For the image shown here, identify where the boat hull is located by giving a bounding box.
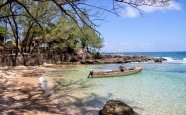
[89,66,143,78]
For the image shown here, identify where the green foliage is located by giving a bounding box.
[0,26,10,43]
[33,14,104,53]
[0,0,104,55]
[79,24,104,53]
[0,26,6,36]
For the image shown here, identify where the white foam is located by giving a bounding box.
[163,57,186,64]
[163,57,174,61]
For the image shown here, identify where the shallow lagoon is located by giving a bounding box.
[47,63,186,115]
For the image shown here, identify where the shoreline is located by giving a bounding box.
[0,54,166,114]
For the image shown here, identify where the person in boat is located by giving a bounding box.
[118,65,127,72]
[88,70,94,78]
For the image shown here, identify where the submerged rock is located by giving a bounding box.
[99,100,134,115]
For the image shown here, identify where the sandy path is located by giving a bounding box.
[0,65,60,115]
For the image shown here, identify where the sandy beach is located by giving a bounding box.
[0,64,102,115]
[0,65,61,115]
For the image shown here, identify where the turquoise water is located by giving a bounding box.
[48,63,186,115]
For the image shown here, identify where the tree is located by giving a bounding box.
[0,0,171,65]
[20,1,58,54]
[0,0,59,65]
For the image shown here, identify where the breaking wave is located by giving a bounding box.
[163,57,186,64]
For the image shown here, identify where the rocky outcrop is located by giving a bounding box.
[80,54,166,64]
[153,57,167,63]
[0,52,166,66]
[99,100,134,115]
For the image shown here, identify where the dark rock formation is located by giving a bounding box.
[153,57,167,63]
[80,54,167,64]
[154,58,162,63]
[99,100,134,115]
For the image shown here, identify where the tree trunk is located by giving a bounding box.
[21,22,34,54]
[28,33,34,53]
[8,3,20,66]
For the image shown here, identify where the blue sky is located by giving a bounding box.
[92,0,186,52]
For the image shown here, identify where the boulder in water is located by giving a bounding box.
[99,100,134,115]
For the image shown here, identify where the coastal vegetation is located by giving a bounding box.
[0,0,104,66]
[0,0,170,66]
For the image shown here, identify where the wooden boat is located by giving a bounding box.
[88,66,143,78]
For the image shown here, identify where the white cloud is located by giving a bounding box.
[121,6,140,18]
[141,1,181,12]
[120,1,181,18]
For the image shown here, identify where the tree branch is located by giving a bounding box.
[0,0,13,10]
[14,0,43,29]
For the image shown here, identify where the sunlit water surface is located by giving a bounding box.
[46,63,186,115]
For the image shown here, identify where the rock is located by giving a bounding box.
[154,58,162,63]
[99,100,134,115]
[154,57,167,63]
[124,60,133,63]
[80,60,94,64]
[74,48,85,56]
[116,60,124,64]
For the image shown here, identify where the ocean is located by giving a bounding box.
[47,51,186,115]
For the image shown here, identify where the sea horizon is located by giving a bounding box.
[102,51,186,53]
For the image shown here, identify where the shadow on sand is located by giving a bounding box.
[0,75,59,115]
[0,73,141,115]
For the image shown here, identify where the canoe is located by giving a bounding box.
[88,66,143,78]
